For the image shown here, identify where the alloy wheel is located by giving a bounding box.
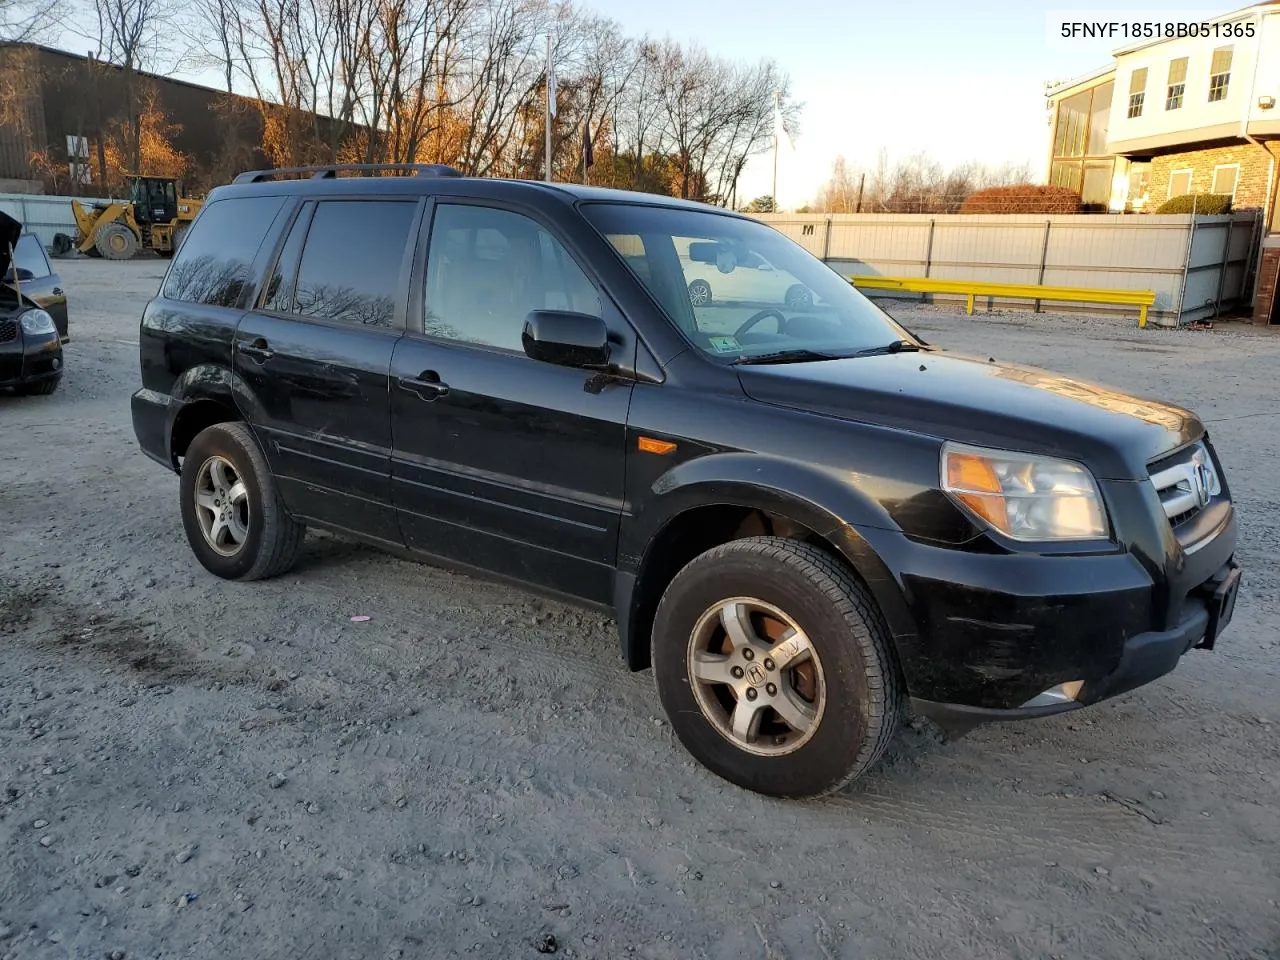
[686,596,826,756]
[193,455,250,556]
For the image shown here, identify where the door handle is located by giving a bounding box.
[397,371,449,401]
[240,337,273,363]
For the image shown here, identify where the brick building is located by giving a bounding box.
[0,43,356,197]
[1045,1,1280,324]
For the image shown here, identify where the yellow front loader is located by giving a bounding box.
[69,176,203,260]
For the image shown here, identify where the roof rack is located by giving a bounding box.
[232,163,465,184]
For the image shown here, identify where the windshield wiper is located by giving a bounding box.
[730,349,841,366]
[849,340,922,357]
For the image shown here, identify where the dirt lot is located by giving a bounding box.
[2,257,1278,960]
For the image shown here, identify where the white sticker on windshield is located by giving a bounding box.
[708,336,741,353]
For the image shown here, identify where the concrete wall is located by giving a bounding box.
[0,191,107,248]
[751,211,1262,325]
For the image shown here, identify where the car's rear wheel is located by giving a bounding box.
[95,223,138,261]
[688,279,713,306]
[179,422,306,581]
[16,377,60,396]
[652,536,902,798]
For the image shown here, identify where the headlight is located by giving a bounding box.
[941,442,1109,541]
[19,309,56,336]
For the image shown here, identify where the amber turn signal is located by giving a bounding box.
[637,436,677,455]
[944,451,1010,531]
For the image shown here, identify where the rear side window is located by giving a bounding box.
[10,235,51,280]
[290,200,417,328]
[163,196,285,307]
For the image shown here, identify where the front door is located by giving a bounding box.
[234,196,424,545]
[389,201,633,603]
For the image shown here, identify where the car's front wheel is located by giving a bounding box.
[688,279,713,306]
[652,536,902,798]
[179,422,306,581]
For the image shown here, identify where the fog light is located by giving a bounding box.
[52,357,61,370]
[1021,680,1085,708]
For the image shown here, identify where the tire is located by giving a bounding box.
[688,279,713,307]
[784,284,813,308]
[95,222,139,261]
[172,223,190,254]
[652,536,903,798]
[51,233,74,257]
[179,422,306,581]
[16,377,60,396]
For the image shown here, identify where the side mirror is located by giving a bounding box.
[522,310,611,369]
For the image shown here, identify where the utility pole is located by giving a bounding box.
[855,172,865,213]
[544,34,554,182]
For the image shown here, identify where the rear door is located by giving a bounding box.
[389,200,634,603]
[234,196,424,545]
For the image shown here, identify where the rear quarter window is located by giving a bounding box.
[163,196,286,307]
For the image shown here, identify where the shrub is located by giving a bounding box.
[1154,193,1233,214]
[959,184,1083,214]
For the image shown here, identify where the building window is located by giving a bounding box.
[1211,164,1239,198]
[1127,68,1147,118]
[1053,89,1092,158]
[1049,80,1117,211]
[1168,169,1193,199]
[1208,46,1232,102]
[1166,58,1187,110]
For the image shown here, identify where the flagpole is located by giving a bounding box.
[544,34,552,182]
[771,90,780,210]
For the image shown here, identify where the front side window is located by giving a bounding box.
[163,196,285,307]
[584,203,913,363]
[1127,68,1147,118]
[291,200,417,328]
[1166,58,1187,110]
[1208,46,1232,102]
[423,204,601,351]
[9,234,51,280]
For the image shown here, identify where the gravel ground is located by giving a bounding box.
[2,257,1278,960]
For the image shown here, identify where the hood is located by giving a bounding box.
[0,211,20,280]
[735,350,1201,480]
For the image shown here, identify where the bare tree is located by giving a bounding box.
[1,0,63,40]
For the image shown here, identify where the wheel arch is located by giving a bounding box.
[616,460,915,672]
[167,363,247,468]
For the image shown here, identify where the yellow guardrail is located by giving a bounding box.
[849,275,1158,328]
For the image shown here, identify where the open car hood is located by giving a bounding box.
[0,210,20,280]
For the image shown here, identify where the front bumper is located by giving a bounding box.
[912,561,1239,733]
[0,329,62,387]
[859,501,1239,727]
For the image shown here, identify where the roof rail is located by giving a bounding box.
[232,163,465,184]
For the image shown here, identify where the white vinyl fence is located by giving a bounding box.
[0,191,109,249]
[751,211,1263,326]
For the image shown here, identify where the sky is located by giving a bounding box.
[601,0,1229,206]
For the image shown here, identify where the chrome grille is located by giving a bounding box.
[0,319,16,343]
[1148,441,1221,527]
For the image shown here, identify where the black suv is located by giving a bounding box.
[131,164,1241,798]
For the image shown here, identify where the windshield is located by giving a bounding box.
[582,203,914,361]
